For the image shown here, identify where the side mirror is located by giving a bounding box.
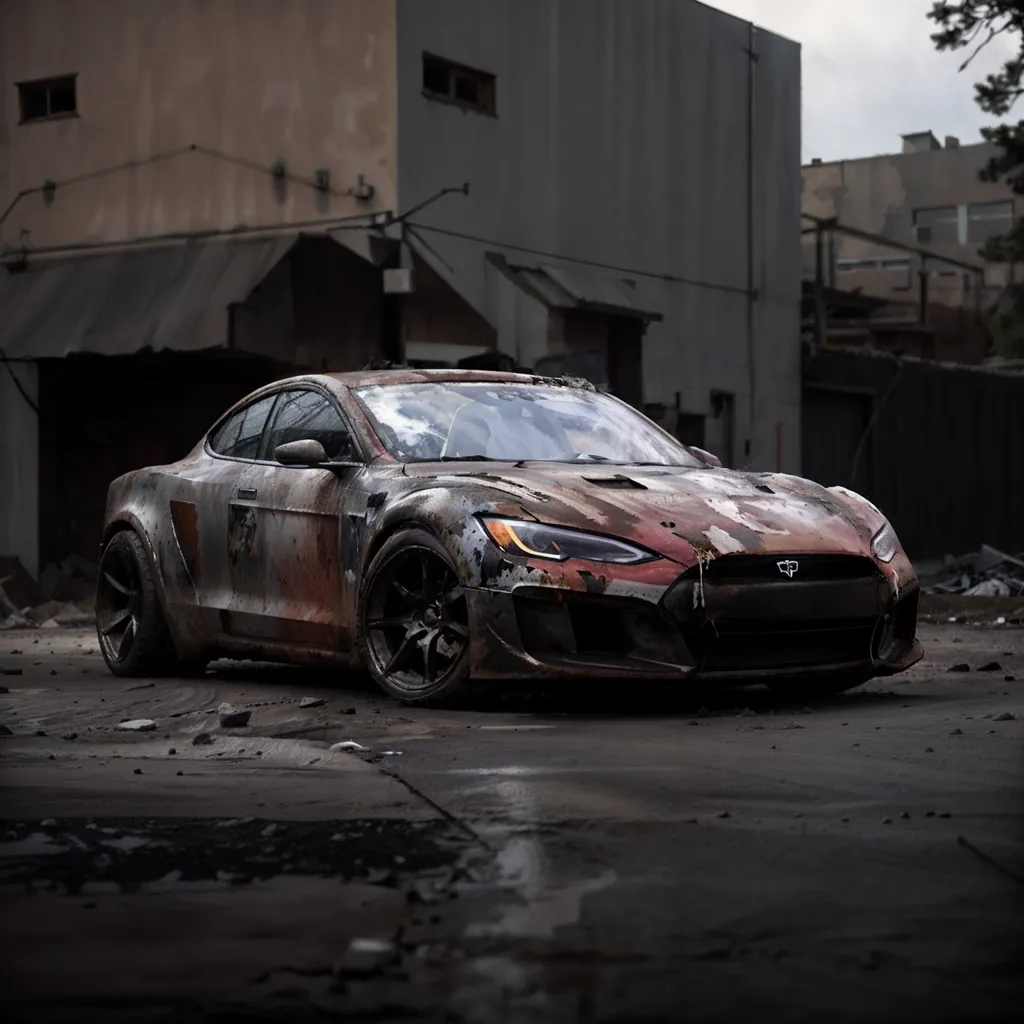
[689,446,722,469]
[275,439,327,465]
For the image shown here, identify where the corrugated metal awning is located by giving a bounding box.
[498,258,663,322]
[0,235,297,358]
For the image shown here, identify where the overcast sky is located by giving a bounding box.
[709,0,1018,163]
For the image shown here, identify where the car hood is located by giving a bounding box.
[411,463,882,565]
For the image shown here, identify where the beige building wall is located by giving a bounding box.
[0,0,397,253]
[802,135,1016,307]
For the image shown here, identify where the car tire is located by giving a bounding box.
[766,670,872,698]
[95,529,178,678]
[357,526,472,707]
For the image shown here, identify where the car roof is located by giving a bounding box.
[315,368,592,390]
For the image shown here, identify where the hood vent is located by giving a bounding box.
[581,474,648,490]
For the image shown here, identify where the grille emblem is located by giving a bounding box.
[777,559,799,578]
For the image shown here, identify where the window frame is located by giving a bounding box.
[421,53,497,116]
[17,74,79,124]
[257,386,361,464]
[204,385,365,467]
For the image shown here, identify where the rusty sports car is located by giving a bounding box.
[96,369,922,704]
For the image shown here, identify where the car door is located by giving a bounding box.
[169,392,279,636]
[225,386,361,651]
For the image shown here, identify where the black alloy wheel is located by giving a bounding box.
[96,530,176,677]
[359,528,471,705]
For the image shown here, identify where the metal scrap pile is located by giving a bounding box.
[0,555,96,630]
[923,545,1024,597]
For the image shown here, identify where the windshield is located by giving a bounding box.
[352,382,699,466]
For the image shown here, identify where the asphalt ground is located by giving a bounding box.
[1,615,1022,1023]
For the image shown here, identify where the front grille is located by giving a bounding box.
[682,554,879,584]
[687,623,876,672]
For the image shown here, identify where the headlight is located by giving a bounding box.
[480,517,658,565]
[871,521,899,563]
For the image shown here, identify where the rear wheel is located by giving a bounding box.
[96,530,180,677]
[357,527,471,706]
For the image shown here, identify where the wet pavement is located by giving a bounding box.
[1,619,1023,1022]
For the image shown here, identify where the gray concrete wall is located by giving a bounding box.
[395,0,802,472]
[0,362,39,578]
[0,0,397,253]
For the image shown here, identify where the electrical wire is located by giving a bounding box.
[0,350,40,415]
[404,220,753,297]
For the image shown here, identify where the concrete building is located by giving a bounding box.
[1,0,802,578]
[802,132,1016,311]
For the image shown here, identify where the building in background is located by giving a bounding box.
[1,0,802,576]
[802,132,1017,363]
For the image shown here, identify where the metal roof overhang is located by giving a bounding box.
[0,234,298,359]
[489,254,663,322]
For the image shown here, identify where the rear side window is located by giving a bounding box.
[263,389,357,461]
[208,394,277,460]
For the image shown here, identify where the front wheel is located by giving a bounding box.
[96,530,179,677]
[357,527,471,706]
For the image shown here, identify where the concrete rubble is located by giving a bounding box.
[922,544,1024,597]
[0,554,97,630]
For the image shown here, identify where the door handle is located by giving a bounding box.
[238,488,258,500]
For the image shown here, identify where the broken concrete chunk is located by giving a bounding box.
[992,712,1015,722]
[0,724,13,736]
[192,732,214,746]
[299,696,326,708]
[1,667,22,676]
[217,703,251,728]
[117,719,157,732]
[330,740,368,752]
[334,937,398,978]
[977,661,1002,672]
[39,619,60,630]
[947,663,971,673]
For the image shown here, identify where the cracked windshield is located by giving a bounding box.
[353,382,699,465]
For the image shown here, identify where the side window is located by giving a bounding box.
[208,394,278,460]
[263,389,357,462]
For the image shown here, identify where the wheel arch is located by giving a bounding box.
[99,514,173,623]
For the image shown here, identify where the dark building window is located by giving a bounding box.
[18,75,77,123]
[913,206,958,245]
[422,54,496,115]
[967,200,1014,244]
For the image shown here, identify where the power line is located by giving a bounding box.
[0,350,39,415]
[404,221,752,298]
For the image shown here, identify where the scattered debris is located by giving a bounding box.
[949,728,963,735]
[117,719,157,732]
[133,768,143,775]
[948,664,971,673]
[0,724,13,736]
[299,696,326,709]
[923,545,1024,597]
[192,732,214,746]
[882,817,892,825]
[993,712,1015,722]
[345,707,357,715]
[737,707,757,718]
[0,667,22,676]
[335,937,398,978]
[331,740,368,752]
[217,703,251,728]
[978,661,1002,673]
[379,750,403,756]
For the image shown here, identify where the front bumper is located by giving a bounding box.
[464,554,923,682]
